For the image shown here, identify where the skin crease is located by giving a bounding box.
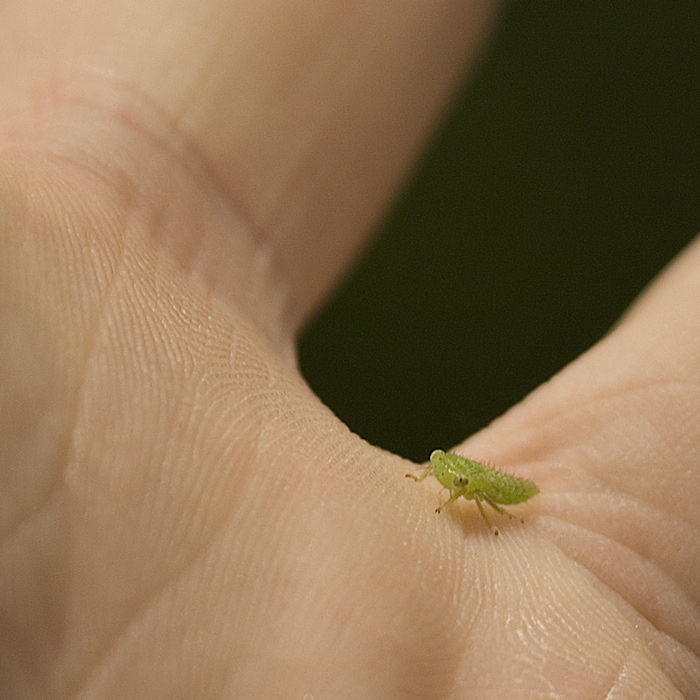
[0,2,698,700]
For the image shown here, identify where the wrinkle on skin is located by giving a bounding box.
[0,80,293,356]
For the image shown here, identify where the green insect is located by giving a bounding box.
[406,449,539,535]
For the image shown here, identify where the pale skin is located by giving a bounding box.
[0,1,698,699]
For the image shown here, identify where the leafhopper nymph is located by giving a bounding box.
[406,449,538,535]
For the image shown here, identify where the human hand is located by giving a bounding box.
[1,0,698,698]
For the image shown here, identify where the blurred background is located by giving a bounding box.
[298,1,700,463]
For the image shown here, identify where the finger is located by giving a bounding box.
[457,235,700,694]
[0,0,501,328]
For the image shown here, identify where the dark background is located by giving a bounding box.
[298,1,700,463]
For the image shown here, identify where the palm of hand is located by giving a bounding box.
[3,151,698,699]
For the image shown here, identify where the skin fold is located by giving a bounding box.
[0,1,698,698]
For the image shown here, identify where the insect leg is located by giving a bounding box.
[435,490,463,513]
[405,466,433,482]
[483,494,524,524]
[474,496,499,536]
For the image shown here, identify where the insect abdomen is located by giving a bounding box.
[485,470,538,504]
